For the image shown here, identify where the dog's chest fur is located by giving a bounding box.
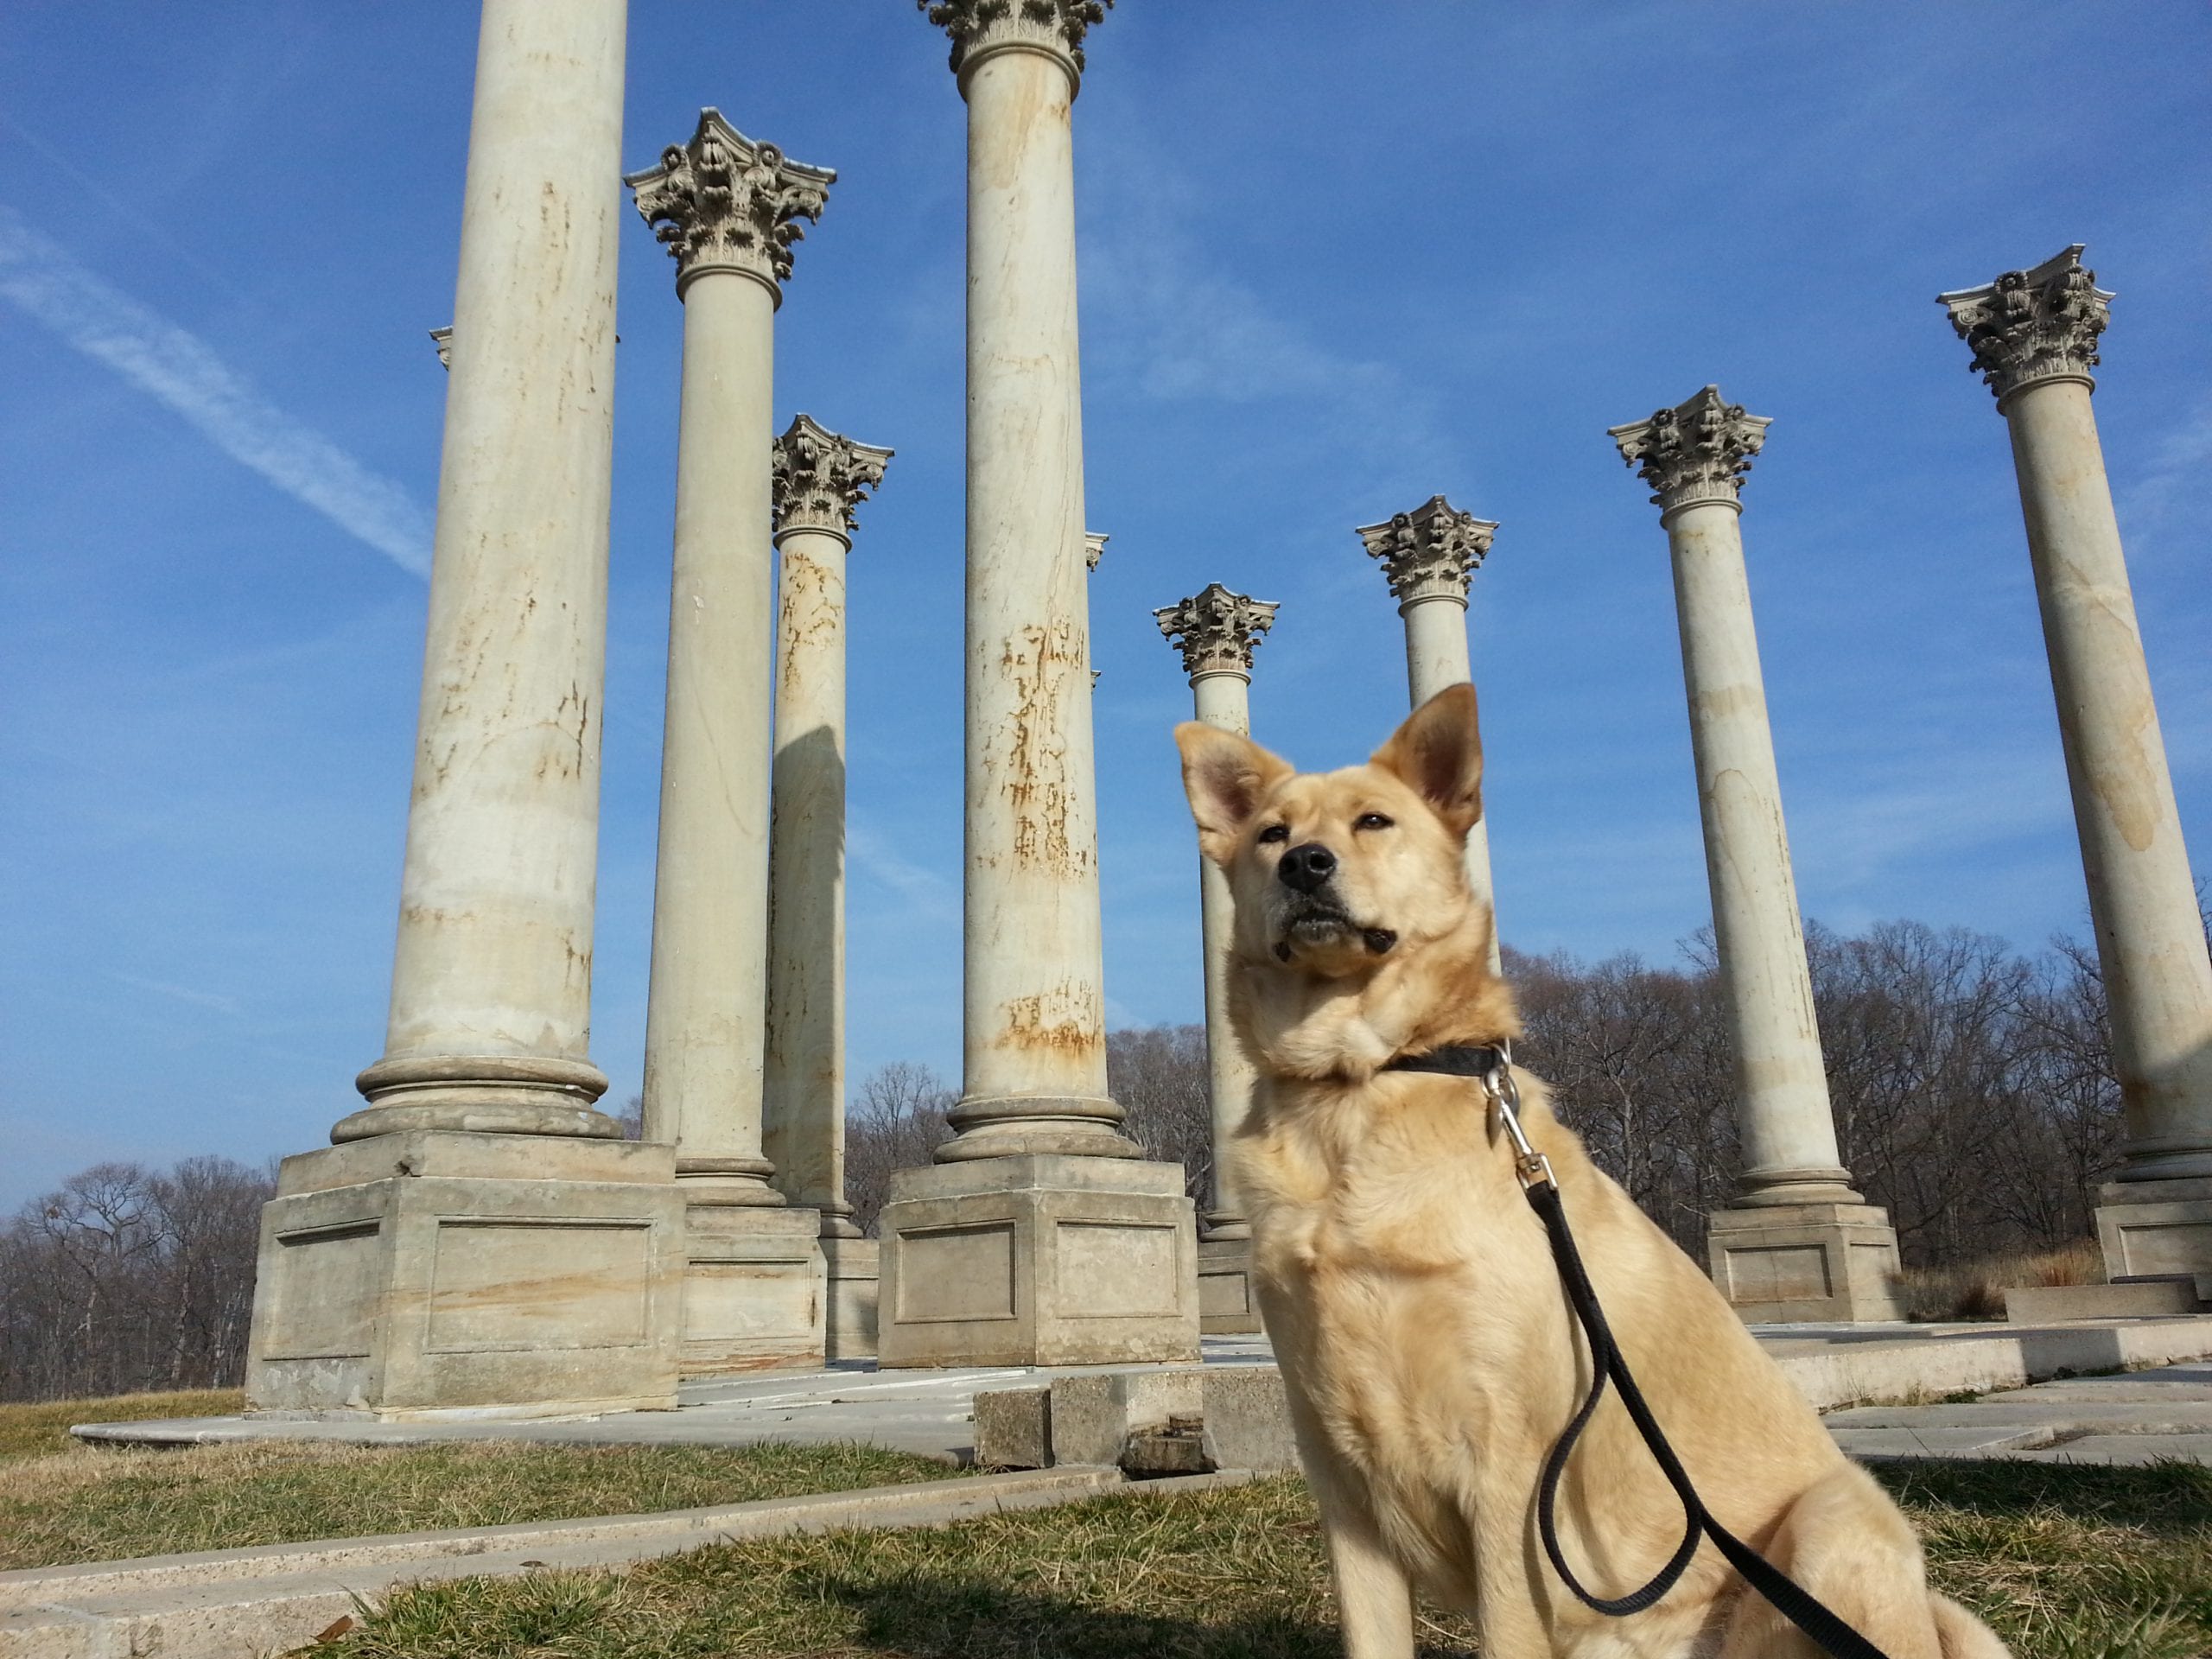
[1236,1074,1570,1574]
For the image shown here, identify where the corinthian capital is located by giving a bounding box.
[772,414,893,540]
[1355,496,1497,607]
[1938,245,2113,406]
[1085,531,1108,572]
[626,110,834,301]
[921,0,1109,88]
[1608,386,1770,517]
[1155,584,1279,680]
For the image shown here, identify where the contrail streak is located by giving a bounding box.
[0,204,433,577]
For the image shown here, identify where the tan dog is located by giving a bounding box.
[1175,684,2008,1659]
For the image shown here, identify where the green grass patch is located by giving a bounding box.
[0,1389,245,1460]
[0,1436,960,1572]
[337,1463,2212,1659]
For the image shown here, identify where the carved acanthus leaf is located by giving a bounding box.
[1154,583,1279,678]
[1607,386,1770,513]
[626,109,834,295]
[1938,245,2113,404]
[772,414,893,538]
[1354,495,1497,605]
[920,0,1109,79]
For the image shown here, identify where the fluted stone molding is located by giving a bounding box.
[923,0,1109,88]
[628,108,831,304]
[1941,251,2212,1229]
[1157,586,1277,1243]
[1606,391,1854,1205]
[923,0,1131,1165]
[764,415,893,1242]
[338,0,631,1142]
[429,327,453,370]
[630,115,833,1211]
[1355,496,1504,974]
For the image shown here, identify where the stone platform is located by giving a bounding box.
[77,1319,2212,1469]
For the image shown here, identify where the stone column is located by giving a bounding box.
[1609,387,1903,1323]
[1941,247,2212,1281]
[1156,585,1278,1336]
[626,110,834,1372]
[878,0,1199,1368]
[1356,496,1504,972]
[245,0,687,1420]
[764,414,892,1358]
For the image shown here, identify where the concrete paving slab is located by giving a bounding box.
[1825,1426,2055,1460]
[1993,1433,2212,1466]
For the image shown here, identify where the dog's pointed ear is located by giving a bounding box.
[1370,683,1483,836]
[1175,722,1294,865]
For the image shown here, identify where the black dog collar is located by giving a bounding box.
[1381,1044,1507,1079]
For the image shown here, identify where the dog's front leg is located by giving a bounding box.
[1314,1482,1415,1659]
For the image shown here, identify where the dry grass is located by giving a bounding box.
[1899,1241,2106,1323]
[0,1434,960,1572]
[335,1463,2212,1659]
[0,1389,245,1459]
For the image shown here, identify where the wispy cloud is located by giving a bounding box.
[848,822,959,922]
[2119,395,2212,551]
[113,973,245,1017]
[0,204,432,576]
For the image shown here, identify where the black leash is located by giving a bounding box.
[1382,1044,1892,1659]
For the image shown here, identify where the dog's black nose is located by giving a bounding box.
[1278,842,1337,893]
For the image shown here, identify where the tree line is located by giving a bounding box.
[0,915,2148,1402]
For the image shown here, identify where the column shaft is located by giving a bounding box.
[1664,499,1851,1198]
[2004,380,2212,1179]
[346,0,627,1140]
[1400,594,1503,972]
[763,520,855,1229]
[639,269,780,1197]
[949,42,1130,1154]
[1191,670,1256,1236]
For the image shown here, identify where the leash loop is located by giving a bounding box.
[1382,1044,1894,1659]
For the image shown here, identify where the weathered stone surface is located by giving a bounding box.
[821,1236,880,1360]
[2005,1277,2208,1323]
[245,1134,683,1420]
[973,1386,1050,1469]
[679,1205,826,1374]
[1198,1237,1262,1336]
[1707,1202,1904,1324]
[877,1156,1199,1369]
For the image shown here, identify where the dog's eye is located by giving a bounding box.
[1355,813,1394,831]
[1257,823,1289,844]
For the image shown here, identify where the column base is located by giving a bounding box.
[338,1053,618,1141]
[244,1131,683,1420]
[877,1154,1200,1368]
[932,1095,1144,1162]
[1198,1236,1263,1335]
[823,1236,880,1361]
[2095,1176,2212,1279]
[678,1202,827,1375]
[1706,1200,1904,1324]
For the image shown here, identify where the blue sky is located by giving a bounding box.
[2,3,2207,1212]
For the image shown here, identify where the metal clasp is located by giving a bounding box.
[1480,1041,1555,1192]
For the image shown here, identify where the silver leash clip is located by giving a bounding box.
[1481,1041,1556,1192]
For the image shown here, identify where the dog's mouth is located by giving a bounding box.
[1274,902,1398,962]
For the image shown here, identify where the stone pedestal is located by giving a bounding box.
[245,1134,683,1420]
[678,1205,829,1376]
[1611,388,1904,1319]
[1942,248,2212,1279]
[1197,1237,1261,1335]
[877,1156,1198,1370]
[822,1236,881,1361]
[2096,1178,2212,1281]
[1706,1202,1904,1325]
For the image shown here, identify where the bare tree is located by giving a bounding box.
[843,1061,956,1236]
[1108,1024,1213,1205]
